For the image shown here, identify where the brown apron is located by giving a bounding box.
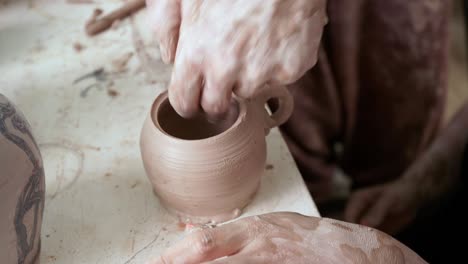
[280,0,450,201]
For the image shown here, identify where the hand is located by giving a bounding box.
[148,212,426,264]
[344,180,420,235]
[146,0,327,118]
[344,139,462,235]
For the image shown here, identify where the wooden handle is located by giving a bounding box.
[85,0,146,36]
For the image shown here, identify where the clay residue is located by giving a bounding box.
[111,19,122,30]
[340,244,371,264]
[73,68,115,98]
[79,144,101,151]
[261,212,321,232]
[86,8,103,27]
[30,41,44,54]
[107,89,119,98]
[86,0,145,36]
[130,181,140,189]
[106,80,119,98]
[370,245,406,264]
[265,164,274,170]
[73,42,85,52]
[47,256,57,261]
[73,67,105,84]
[331,222,354,232]
[175,219,218,232]
[112,52,134,73]
[177,222,187,231]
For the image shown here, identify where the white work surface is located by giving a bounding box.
[0,1,320,263]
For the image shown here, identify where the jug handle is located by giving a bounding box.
[257,85,294,135]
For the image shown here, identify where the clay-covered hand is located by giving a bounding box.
[146,0,327,117]
[148,212,426,264]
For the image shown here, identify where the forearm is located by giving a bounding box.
[407,101,468,201]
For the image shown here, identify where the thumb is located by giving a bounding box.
[147,0,181,63]
[148,220,251,264]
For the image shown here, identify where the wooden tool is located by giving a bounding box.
[85,0,145,36]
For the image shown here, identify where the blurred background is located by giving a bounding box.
[445,0,468,122]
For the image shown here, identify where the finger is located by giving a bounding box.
[147,0,181,63]
[360,192,393,228]
[234,63,271,99]
[150,221,252,264]
[344,188,380,223]
[203,254,260,264]
[201,58,238,118]
[168,61,203,118]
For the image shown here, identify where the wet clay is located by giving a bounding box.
[157,99,239,140]
[140,86,293,223]
[253,215,425,263]
[0,94,45,264]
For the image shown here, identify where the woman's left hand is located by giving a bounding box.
[148,212,426,264]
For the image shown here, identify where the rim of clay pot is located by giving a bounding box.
[150,91,247,143]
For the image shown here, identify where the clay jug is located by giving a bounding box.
[0,94,45,264]
[140,86,293,223]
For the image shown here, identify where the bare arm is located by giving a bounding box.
[345,101,468,234]
[408,101,468,202]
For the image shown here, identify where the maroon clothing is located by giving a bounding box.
[281,0,450,201]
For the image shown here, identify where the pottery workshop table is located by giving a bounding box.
[1,1,320,263]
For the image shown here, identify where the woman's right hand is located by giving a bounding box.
[146,0,327,118]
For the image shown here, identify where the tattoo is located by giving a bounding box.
[0,96,45,264]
